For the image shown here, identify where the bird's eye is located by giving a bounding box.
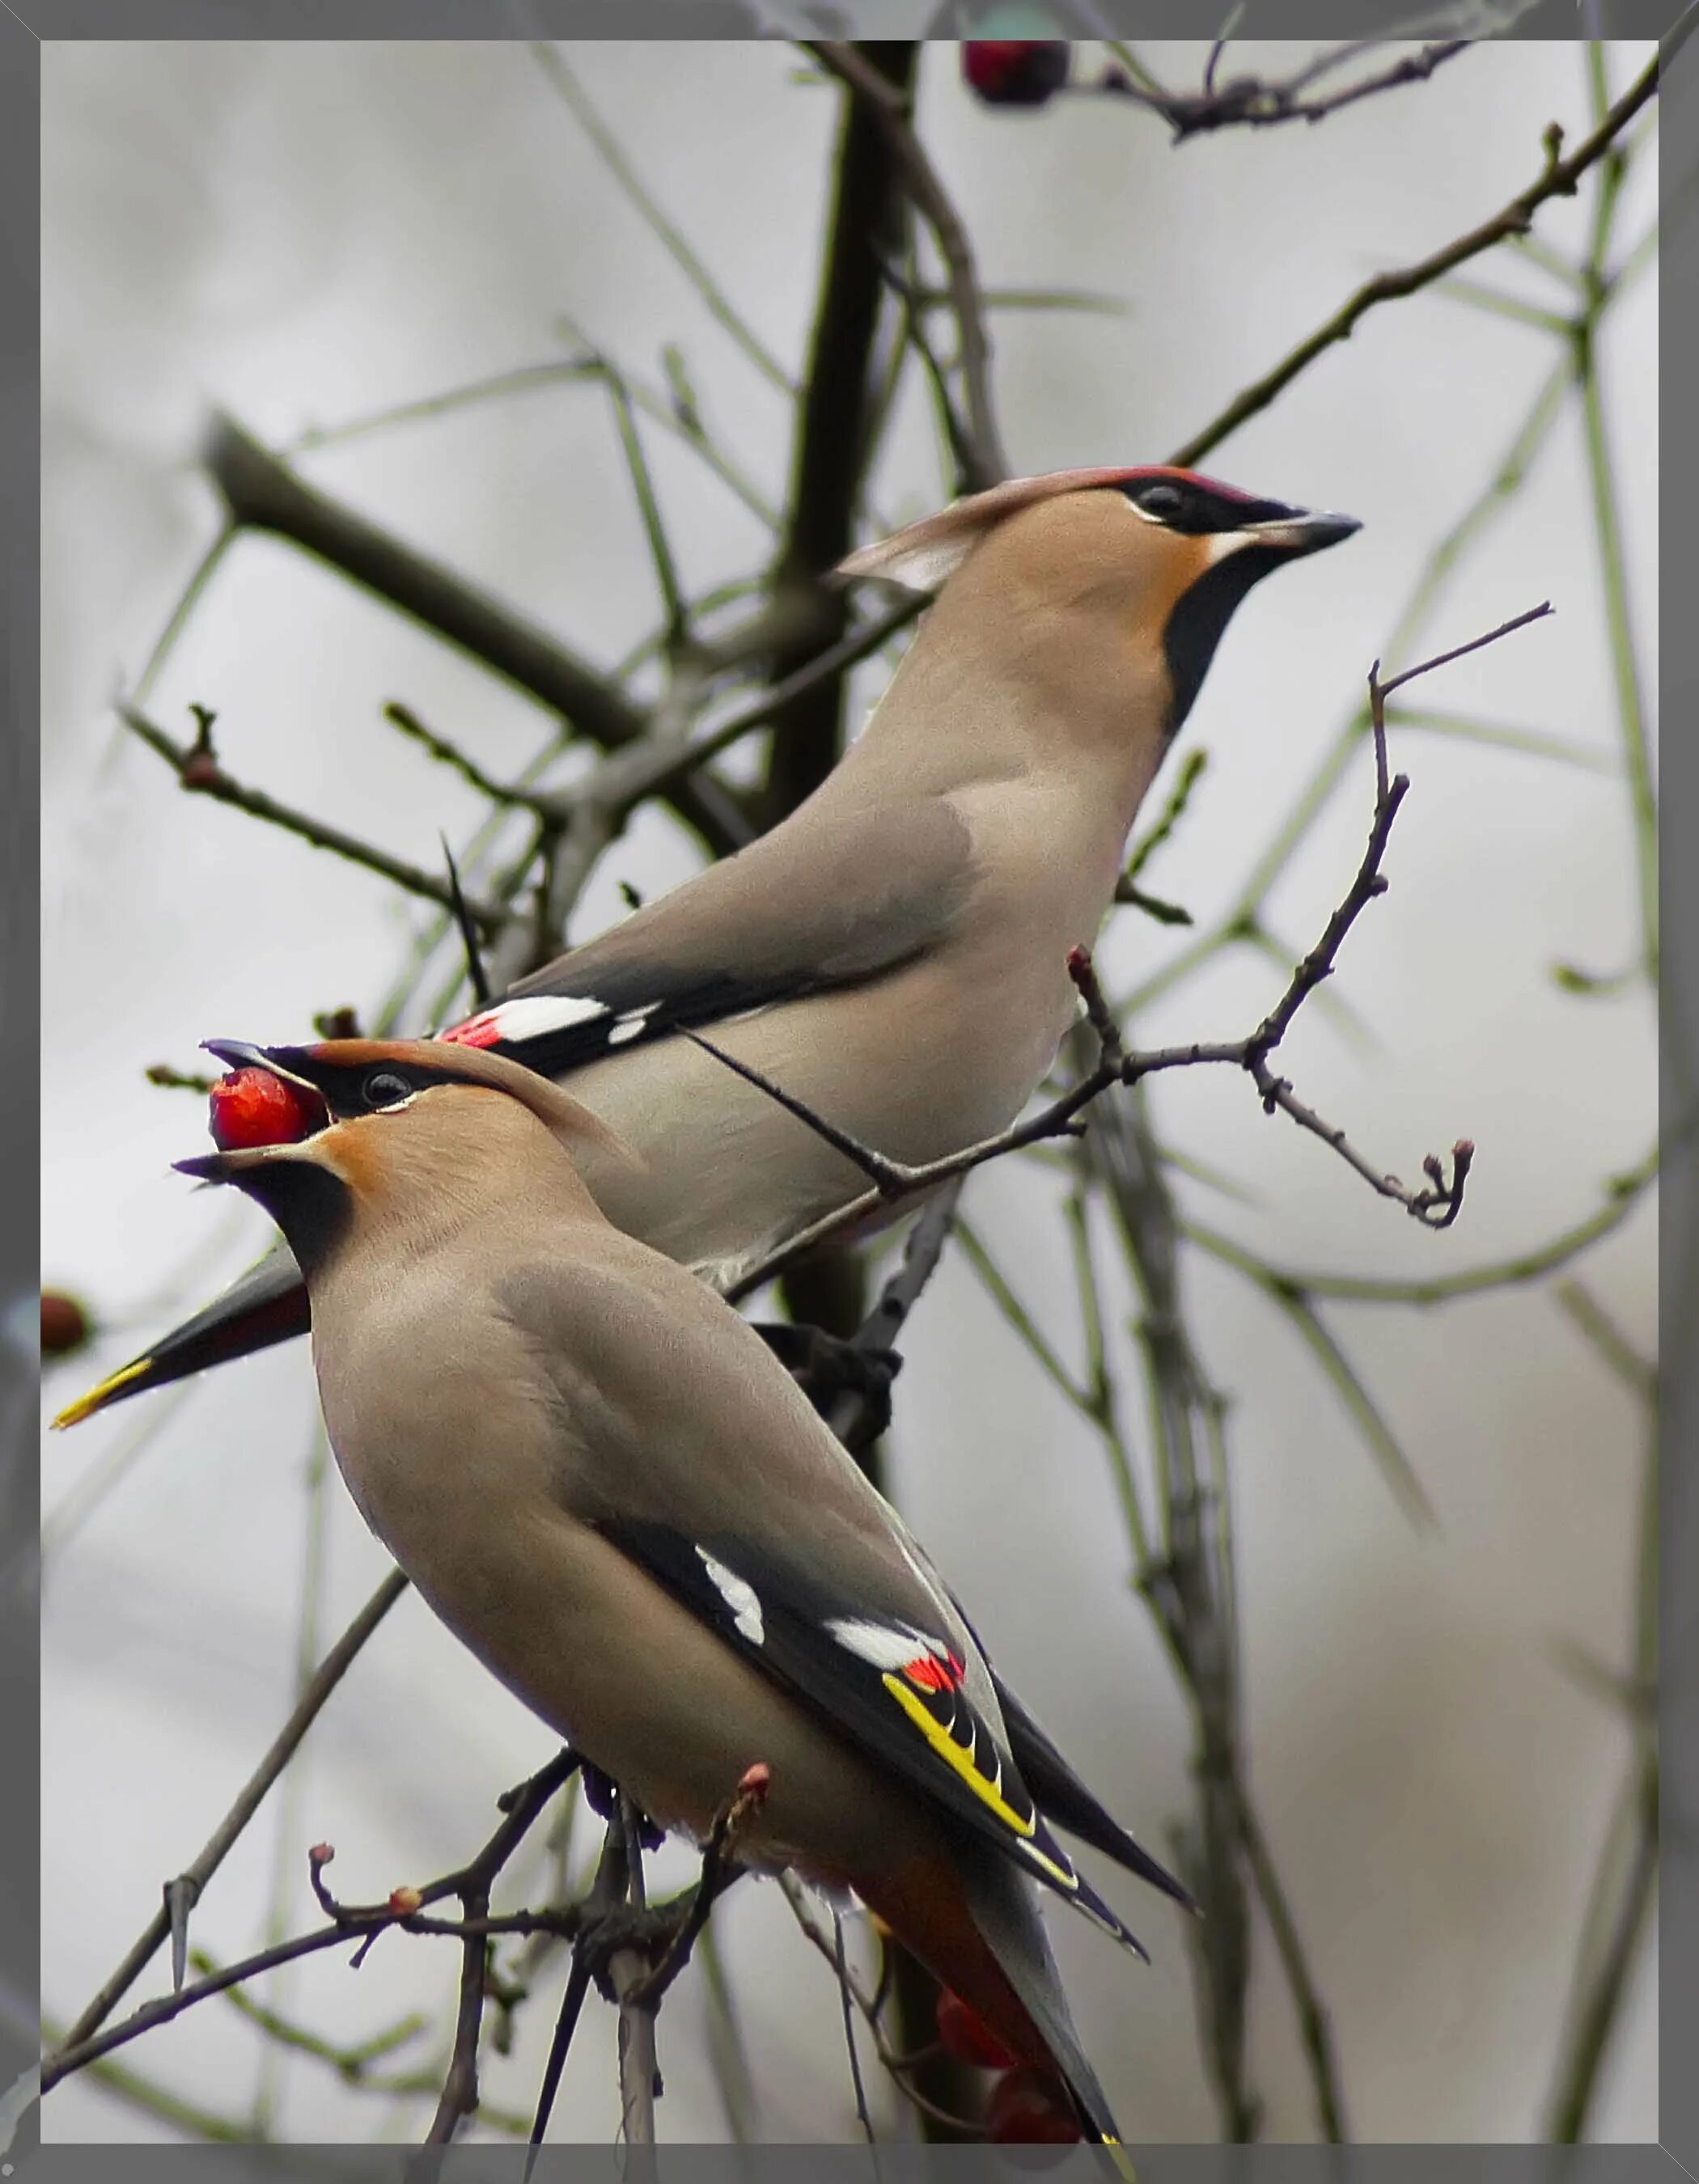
[1138,484,1185,519]
[362,1069,413,1110]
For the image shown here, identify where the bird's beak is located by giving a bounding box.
[173,1146,276,1183]
[1238,509,1362,557]
[201,1039,333,1131]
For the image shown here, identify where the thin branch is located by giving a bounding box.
[54,1567,410,2056]
[776,1879,982,2139]
[518,595,922,844]
[529,44,793,396]
[1239,1801,1348,2142]
[604,371,688,652]
[1169,48,1668,470]
[524,1826,625,2168]
[1553,1279,1655,1397]
[760,40,919,829]
[807,42,1007,490]
[1544,1750,1659,2140]
[1118,748,1210,897]
[120,703,511,934]
[1105,36,1471,140]
[293,355,782,530]
[726,607,1553,1295]
[1188,1137,1660,1308]
[629,1765,769,2011]
[1383,704,1616,773]
[197,411,746,861]
[383,700,548,811]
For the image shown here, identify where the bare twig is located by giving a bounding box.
[760,40,919,829]
[120,704,510,934]
[1544,1751,1659,2140]
[807,42,1007,490]
[524,1826,625,2168]
[54,1567,411,2056]
[611,1798,659,2157]
[383,700,550,812]
[629,1764,769,2010]
[1239,1794,1345,2140]
[1169,48,1668,470]
[529,44,793,397]
[44,1748,578,2101]
[724,607,1551,1297]
[1104,38,1471,141]
[1117,748,1210,902]
[198,412,747,860]
[776,1878,983,2139]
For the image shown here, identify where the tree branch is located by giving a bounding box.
[53,1566,410,2057]
[760,40,918,828]
[121,704,511,933]
[199,411,747,859]
[808,42,1006,493]
[1103,37,1472,141]
[723,607,1552,1296]
[1169,47,1669,470]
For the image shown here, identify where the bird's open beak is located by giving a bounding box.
[202,1039,333,1128]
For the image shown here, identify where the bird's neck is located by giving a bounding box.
[844,587,1171,820]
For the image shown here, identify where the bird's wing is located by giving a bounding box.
[986,1668,1196,1914]
[892,1526,1196,1913]
[593,1515,1146,1958]
[439,794,976,1081]
[497,1249,1148,1954]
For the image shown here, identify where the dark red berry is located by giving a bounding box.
[962,41,1070,107]
[40,1290,91,1357]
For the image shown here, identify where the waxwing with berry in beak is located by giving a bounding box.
[172,1035,1196,2161]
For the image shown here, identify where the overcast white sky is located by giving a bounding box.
[41,38,1657,2148]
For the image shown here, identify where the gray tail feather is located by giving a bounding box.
[956,1838,1131,2161]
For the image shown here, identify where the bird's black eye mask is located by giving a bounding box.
[1117,468,1300,535]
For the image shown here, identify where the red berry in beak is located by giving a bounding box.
[962,41,1070,107]
[208,1067,313,1151]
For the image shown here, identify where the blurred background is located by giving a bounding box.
[40,36,1658,2147]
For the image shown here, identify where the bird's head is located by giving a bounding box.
[836,464,1360,742]
[175,1038,640,1275]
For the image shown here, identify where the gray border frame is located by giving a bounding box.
[10,5,1688,2178]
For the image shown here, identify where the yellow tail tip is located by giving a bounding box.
[51,1358,152,1430]
[1103,2136,1138,2184]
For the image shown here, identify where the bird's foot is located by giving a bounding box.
[579,1760,664,1851]
[752,1321,905,1448]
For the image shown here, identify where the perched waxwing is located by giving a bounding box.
[173,1036,1196,2153]
[58,467,1358,1428]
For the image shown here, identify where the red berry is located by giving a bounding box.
[40,1290,91,1357]
[936,1987,1019,2070]
[208,1067,314,1152]
[987,2065,1083,2147]
[962,41,1070,107]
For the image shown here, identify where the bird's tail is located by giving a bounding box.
[50,1245,307,1428]
[858,1840,1137,2178]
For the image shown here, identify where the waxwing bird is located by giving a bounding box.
[174,1036,1196,2152]
[58,466,1358,1428]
